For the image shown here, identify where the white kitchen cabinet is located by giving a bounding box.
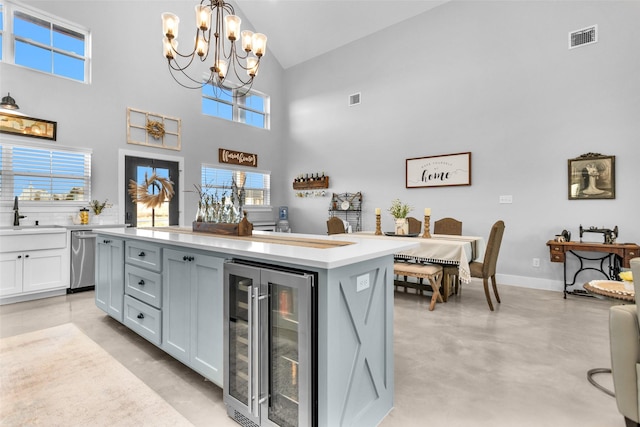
[0,231,68,300]
[162,247,224,386]
[95,237,124,322]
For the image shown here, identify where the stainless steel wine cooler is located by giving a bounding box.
[224,260,316,427]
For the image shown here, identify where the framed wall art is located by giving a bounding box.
[406,152,471,188]
[127,107,181,151]
[568,153,615,200]
[0,112,57,141]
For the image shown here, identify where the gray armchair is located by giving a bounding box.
[609,257,640,427]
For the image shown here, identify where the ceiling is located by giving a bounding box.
[235,0,449,69]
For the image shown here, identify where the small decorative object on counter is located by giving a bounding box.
[89,199,112,215]
[191,178,252,236]
[388,199,412,235]
[375,207,382,235]
[422,207,431,238]
[79,208,89,225]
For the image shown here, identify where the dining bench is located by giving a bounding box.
[393,261,443,311]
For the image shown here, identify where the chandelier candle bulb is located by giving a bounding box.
[163,37,176,59]
[161,13,179,38]
[195,5,211,30]
[252,33,267,57]
[216,59,228,78]
[241,30,254,51]
[224,15,241,40]
[196,36,207,57]
[247,57,259,77]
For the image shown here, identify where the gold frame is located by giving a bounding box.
[0,112,57,141]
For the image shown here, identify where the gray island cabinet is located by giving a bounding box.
[94,227,416,427]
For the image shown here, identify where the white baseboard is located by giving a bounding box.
[494,273,564,293]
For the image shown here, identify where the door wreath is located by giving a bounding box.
[128,173,175,209]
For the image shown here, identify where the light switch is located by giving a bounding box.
[499,195,513,204]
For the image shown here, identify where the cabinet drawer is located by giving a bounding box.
[126,241,161,272]
[125,264,162,309]
[550,253,565,263]
[123,295,161,346]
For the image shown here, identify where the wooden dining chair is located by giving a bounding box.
[434,217,463,300]
[462,220,506,311]
[434,217,462,235]
[406,217,422,234]
[326,217,346,235]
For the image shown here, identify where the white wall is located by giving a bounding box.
[0,0,287,226]
[281,1,640,290]
[2,1,638,291]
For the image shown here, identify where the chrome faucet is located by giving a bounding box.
[13,196,26,226]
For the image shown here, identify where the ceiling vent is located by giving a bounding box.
[569,25,598,49]
[348,93,361,107]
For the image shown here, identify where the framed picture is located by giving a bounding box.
[406,152,471,188]
[568,153,615,200]
[0,112,57,141]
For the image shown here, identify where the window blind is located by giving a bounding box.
[0,142,92,203]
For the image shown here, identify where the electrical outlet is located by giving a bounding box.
[356,274,370,292]
[499,195,513,204]
[532,258,540,268]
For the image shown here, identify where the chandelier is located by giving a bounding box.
[161,0,267,96]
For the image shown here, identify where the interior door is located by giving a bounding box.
[124,156,179,227]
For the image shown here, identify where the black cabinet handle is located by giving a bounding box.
[183,255,194,262]
[138,251,146,257]
[17,255,22,259]
[137,313,144,319]
[138,280,145,286]
[103,239,111,244]
[183,255,188,261]
[25,254,29,258]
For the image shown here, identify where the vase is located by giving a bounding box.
[394,218,409,235]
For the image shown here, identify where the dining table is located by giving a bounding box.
[352,232,486,285]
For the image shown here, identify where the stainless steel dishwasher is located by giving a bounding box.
[69,230,97,293]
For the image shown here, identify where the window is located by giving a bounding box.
[0,4,4,60]
[201,165,270,206]
[202,86,270,129]
[1,0,90,83]
[0,142,92,203]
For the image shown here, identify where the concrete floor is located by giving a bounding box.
[0,282,625,427]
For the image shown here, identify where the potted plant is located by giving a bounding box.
[388,199,413,235]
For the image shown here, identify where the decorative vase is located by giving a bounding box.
[394,218,409,235]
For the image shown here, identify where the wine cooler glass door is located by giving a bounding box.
[261,269,313,427]
[224,262,261,425]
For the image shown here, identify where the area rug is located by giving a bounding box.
[0,323,192,426]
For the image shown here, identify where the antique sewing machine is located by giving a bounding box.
[579,224,619,244]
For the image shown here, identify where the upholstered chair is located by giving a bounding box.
[406,217,422,234]
[465,220,505,311]
[609,257,640,427]
[433,217,463,235]
[326,217,346,235]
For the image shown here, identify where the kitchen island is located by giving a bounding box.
[94,227,416,427]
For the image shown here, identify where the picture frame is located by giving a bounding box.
[568,153,615,200]
[0,112,57,141]
[406,152,471,188]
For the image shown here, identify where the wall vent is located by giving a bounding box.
[348,93,361,107]
[569,25,597,49]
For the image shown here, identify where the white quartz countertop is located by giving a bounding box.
[95,227,418,269]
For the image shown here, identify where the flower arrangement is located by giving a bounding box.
[192,175,245,224]
[89,199,112,215]
[388,199,413,219]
